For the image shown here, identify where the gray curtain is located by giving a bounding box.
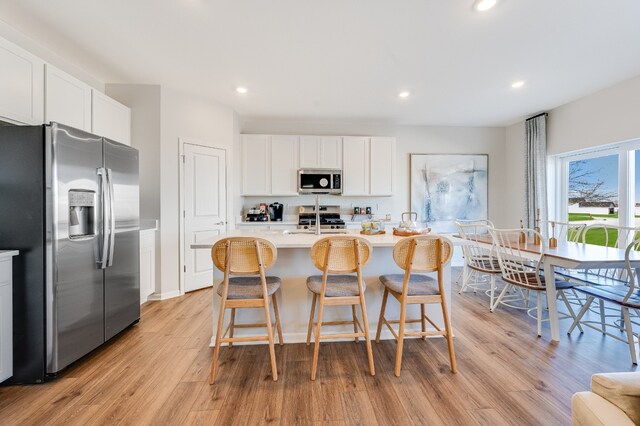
[524,114,548,231]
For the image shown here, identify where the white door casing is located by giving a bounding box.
[182,143,227,293]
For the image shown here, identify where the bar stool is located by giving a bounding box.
[375,235,457,376]
[305,236,375,380]
[209,237,283,384]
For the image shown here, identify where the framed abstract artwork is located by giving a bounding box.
[410,154,488,233]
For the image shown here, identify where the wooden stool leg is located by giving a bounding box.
[209,297,227,385]
[420,304,426,341]
[263,297,278,381]
[228,308,236,348]
[272,293,284,346]
[375,288,389,343]
[394,296,407,377]
[440,295,457,374]
[359,293,375,376]
[352,305,359,343]
[306,294,317,346]
[311,296,325,381]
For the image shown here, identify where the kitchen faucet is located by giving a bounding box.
[315,194,321,235]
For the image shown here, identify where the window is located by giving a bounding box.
[553,141,640,247]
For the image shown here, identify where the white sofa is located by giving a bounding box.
[572,372,640,426]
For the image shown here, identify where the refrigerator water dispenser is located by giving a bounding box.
[68,189,96,239]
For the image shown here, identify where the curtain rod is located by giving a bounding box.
[526,112,548,121]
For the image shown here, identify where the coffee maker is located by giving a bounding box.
[269,202,284,221]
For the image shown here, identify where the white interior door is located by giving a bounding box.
[183,143,227,293]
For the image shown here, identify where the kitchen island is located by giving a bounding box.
[191,229,464,345]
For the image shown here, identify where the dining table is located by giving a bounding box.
[452,234,640,342]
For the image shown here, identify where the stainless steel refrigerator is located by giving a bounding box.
[0,122,140,384]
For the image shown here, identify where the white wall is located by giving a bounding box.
[240,120,508,226]
[547,74,640,155]
[159,87,236,297]
[104,84,238,298]
[0,18,104,91]
[503,121,525,228]
[105,83,162,293]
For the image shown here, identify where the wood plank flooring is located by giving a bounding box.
[1,270,637,425]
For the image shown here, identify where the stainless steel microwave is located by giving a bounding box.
[298,169,342,194]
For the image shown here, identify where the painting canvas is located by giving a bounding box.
[410,154,488,233]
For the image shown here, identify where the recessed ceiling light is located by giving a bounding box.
[474,0,497,11]
[236,86,248,94]
[511,81,525,89]
[398,91,410,98]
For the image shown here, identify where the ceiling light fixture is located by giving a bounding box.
[398,91,410,98]
[236,86,248,94]
[511,81,525,89]
[474,0,497,12]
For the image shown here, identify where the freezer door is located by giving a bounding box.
[104,138,140,340]
[48,123,105,373]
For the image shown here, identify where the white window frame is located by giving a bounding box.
[550,138,640,232]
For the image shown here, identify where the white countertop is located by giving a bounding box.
[0,250,19,260]
[190,229,461,249]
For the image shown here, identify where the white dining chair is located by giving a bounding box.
[568,238,640,364]
[455,219,501,309]
[488,227,582,336]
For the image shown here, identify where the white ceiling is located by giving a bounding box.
[1,0,640,126]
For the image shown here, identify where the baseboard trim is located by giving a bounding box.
[147,290,181,301]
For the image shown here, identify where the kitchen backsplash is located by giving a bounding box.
[241,196,398,221]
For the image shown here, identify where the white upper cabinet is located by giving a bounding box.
[242,135,299,196]
[369,137,395,196]
[299,136,342,169]
[299,136,320,168]
[241,134,394,197]
[342,137,370,196]
[242,135,271,196]
[270,135,299,195]
[319,136,342,169]
[0,37,44,125]
[92,89,131,145]
[45,64,92,131]
[343,136,395,197]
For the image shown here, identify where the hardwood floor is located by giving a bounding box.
[1,270,637,425]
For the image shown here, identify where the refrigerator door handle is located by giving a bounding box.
[97,167,109,269]
[107,168,116,267]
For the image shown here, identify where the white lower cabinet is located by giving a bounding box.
[0,255,16,383]
[140,230,156,304]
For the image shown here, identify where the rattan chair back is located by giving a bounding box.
[488,227,545,290]
[392,235,452,273]
[211,237,277,275]
[310,236,372,273]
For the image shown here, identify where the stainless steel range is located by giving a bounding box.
[297,205,346,230]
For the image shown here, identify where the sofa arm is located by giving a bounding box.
[572,392,635,426]
[591,372,640,425]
